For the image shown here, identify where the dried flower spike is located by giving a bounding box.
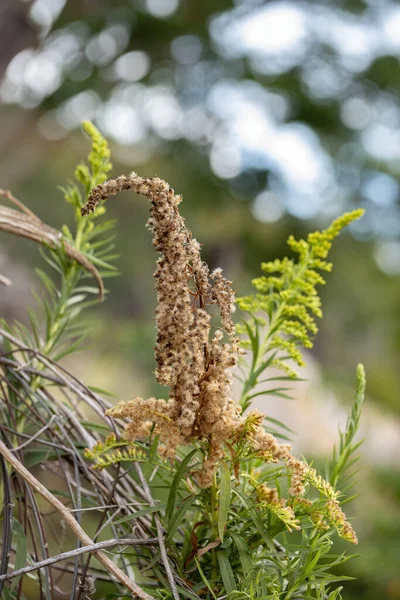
[82,172,240,484]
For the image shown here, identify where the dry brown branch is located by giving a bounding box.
[0,327,165,595]
[0,440,154,600]
[0,188,41,222]
[0,273,11,286]
[135,463,180,600]
[0,198,104,300]
[0,537,159,583]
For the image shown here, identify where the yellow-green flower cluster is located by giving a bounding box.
[62,121,112,221]
[303,466,339,500]
[257,484,300,532]
[325,500,358,544]
[84,432,146,469]
[82,120,112,184]
[291,497,330,532]
[302,466,358,544]
[90,446,146,470]
[237,209,364,371]
[271,359,298,379]
[269,336,306,367]
[308,510,330,532]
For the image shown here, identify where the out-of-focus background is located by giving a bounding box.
[0,1,399,598]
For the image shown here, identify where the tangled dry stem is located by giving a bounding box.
[0,327,189,598]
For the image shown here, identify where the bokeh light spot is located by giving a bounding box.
[114,51,151,82]
[98,103,147,145]
[171,35,202,65]
[146,0,179,19]
[363,172,399,206]
[210,143,241,179]
[251,191,284,223]
[374,241,400,275]
[341,97,372,130]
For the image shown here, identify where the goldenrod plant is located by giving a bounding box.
[0,123,366,600]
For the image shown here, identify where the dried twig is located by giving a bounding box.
[0,537,159,583]
[10,416,56,451]
[0,328,167,596]
[0,452,13,597]
[0,440,154,600]
[135,464,180,600]
[0,188,41,222]
[0,274,11,286]
[0,203,104,300]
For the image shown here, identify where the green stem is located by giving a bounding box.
[209,450,219,584]
[31,218,87,391]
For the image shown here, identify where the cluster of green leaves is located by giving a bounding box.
[99,362,364,600]
[1,121,117,365]
[236,210,364,412]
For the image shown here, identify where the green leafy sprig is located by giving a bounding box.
[12,121,118,364]
[237,210,364,411]
[329,363,366,491]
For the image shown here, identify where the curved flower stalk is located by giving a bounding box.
[82,171,241,486]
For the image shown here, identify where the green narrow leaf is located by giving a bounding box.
[83,254,118,270]
[259,375,305,383]
[35,268,57,296]
[339,494,360,506]
[39,248,63,275]
[11,519,27,591]
[242,318,259,366]
[86,219,117,239]
[231,533,252,576]
[175,586,202,600]
[303,547,324,578]
[329,364,366,489]
[194,557,218,600]
[248,387,293,401]
[263,416,295,434]
[218,461,231,542]
[166,449,198,525]
[80,420,114,432]
[167,496,197,540]
[53,333,89,361]
[252,352,279,381]
[27,310,41,347]
[24,449,52,469]
[1,587,12,600]
[90,234,115,250]
[81,270,120,279]
[217,550,236,594]
[86,386,116,397]
[74,286,104,295]
[322,575,356,583]
[232,488,274,550]
[66,294,88,307]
